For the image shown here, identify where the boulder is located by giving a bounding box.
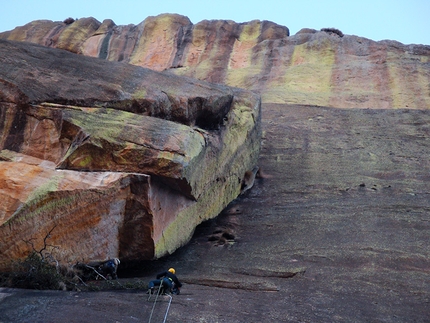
[0,39,261,270]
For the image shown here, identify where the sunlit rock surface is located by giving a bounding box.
[0,39,261,270]
[2,14,429,109]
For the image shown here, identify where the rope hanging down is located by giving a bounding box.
[148,280,173,323]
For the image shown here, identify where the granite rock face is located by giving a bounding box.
[0,39,261,270]
[2,14,429,109]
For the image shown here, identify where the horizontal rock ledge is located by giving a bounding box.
[37,103,207,200]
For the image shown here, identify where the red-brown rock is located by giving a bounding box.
[0,39,261,270]
[2,14,429,109]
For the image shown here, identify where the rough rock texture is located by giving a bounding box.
[1,104,429,323]
[0,14,430,323]
[1,14,430,109]
[0,39,261,270]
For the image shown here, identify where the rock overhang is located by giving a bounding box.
[0,39,261,270]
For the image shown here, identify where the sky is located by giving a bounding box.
[0,0,429,45]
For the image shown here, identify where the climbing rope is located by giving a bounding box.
[148,282,163,323]
[147,280,173,323]
[162,294,173,323]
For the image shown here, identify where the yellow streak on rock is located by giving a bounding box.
[226,21,262,88]
[129,15,177,71]
[56,18,100,54]
[183,23,220,81]
[263,39,335,105]
[387,52,409,108]
[416,65,430,108]
[387,52,430,109]
[228,21,260,69]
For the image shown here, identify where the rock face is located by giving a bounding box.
[1,14,430,109]
[0,39,261,270]
[0,14,429,323]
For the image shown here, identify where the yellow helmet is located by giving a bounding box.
[168,268,176,274]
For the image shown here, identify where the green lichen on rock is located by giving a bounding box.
[131,89,147,100]
[5,173,64,225]
[11,193,76,225]
[24,174,62,205]
[154,97,261,257]
[0,38,261,268]
[154,171,242,257]
[58,106,209,198]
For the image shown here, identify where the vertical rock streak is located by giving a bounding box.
[3,14,428,109]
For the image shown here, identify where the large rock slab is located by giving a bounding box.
[0,14,429,323]
[2,14,429,109]
[0,153,155,262]
[0,39,261,270]
[1,104,429,323]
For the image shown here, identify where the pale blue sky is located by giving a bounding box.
[0,0,429,45]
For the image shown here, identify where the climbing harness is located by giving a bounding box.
[147,280,173,323]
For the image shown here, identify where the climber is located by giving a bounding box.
[99,258,120,280]
[148,268,182,295]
